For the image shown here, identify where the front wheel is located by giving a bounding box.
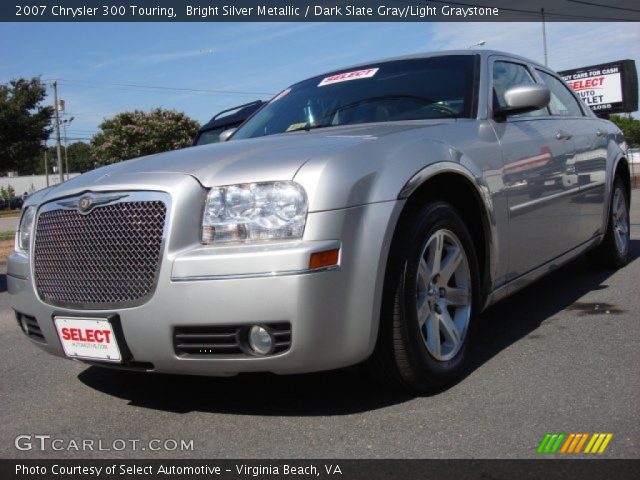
[367,201,481,392]
[588,177,630,269]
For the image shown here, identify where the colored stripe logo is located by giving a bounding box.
[537,433,613,454]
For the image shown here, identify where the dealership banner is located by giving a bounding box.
[2,0,640,22]
[560,60,639,115]
[3,459,640,479]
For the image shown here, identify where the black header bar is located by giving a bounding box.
[4,1,640,22]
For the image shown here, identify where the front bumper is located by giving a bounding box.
[8,196,401,376]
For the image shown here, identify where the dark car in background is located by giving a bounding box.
[193,100,265,146]
[0,196,26,210]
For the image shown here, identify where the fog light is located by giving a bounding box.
[19,315,29,334]
[248,325,273,355]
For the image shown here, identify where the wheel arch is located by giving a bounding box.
[392,162,497,305]
[614,156,631,200]
[601,155,632,235]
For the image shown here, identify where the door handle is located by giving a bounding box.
[596,129,605,137]
[555,131,572,140]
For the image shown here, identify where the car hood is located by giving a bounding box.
[46,120,455,195]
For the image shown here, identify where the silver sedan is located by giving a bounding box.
[8,50,631,391]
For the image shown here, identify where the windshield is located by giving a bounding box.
[233,55,477,140]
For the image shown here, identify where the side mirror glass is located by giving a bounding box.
[495,84,550,118]
[219,128,237,142]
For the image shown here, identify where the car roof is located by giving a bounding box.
[305,49,549,83]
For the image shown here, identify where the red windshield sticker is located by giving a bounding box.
[318,68,379,87]
[270,88,291,103]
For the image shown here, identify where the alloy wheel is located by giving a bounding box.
[612,187,629,255]
[415,229,472,361]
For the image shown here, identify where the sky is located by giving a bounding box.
[1,21,639,144]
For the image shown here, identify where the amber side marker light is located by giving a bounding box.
[309,249,340,270]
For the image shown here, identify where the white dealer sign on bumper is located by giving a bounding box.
[54,317,122,362]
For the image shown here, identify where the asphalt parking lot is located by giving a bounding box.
[1,193,638,460]
[0,215,19,231]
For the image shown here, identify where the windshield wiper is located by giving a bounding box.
[284,123,333,133]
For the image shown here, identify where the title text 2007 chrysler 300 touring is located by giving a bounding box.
[8,51,631,391]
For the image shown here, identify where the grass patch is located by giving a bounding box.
[0,209,21,218]
[0,231,15,241]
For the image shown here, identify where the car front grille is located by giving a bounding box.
[33,196,167,308]
[575,158,606,174]
[174,323,292,357]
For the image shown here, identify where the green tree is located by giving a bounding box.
[65,142,94,173]
[91,108,199,165]
[610,115,640,147]
[62,142,95,173]
[44,142,93,175]
[0,78,53,174]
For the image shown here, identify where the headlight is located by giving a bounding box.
[16,206,36,252]
[202,181,308,244]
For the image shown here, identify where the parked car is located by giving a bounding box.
[10,196,25,210]
[8,51,630,392]
[0,196,24,210]
[193,101,264,146]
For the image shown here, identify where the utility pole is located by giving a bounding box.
[44,149,49,187]
[541,8,548,67]
[63,122,69,180]
[51,81,64,184]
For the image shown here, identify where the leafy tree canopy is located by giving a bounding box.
[610,114,640,147]
[43,141,94,175]
[0,78,53,174]
[91,108,199,165]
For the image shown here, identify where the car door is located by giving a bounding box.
[489,57,582,280]
[534,68,608,242]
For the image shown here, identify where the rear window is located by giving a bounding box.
[195,127,226,146]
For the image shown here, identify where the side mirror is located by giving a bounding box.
[219,128,237,142]
[494,84,550,119]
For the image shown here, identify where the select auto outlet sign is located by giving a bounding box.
[559,60,638,116]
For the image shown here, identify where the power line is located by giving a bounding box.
[47,137,93,142]
[44,78,274,97]
[565,0,640,13]
[64,112,111,118]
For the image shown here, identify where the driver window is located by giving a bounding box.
[493,61,548,117]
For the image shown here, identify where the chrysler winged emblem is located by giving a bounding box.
[57,193,129,214]
[78,196,92,213]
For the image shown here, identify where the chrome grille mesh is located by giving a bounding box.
[34,200,166,308]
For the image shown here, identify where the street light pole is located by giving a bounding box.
[44,148,49,187]
[63,122,69,181]
[51,81,64,184]
[541,8,549,66]
[61,116,74,181]
[467,41,486,49]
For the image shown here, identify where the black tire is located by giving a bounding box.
[587,177,630,269]
[366,201,481,392]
